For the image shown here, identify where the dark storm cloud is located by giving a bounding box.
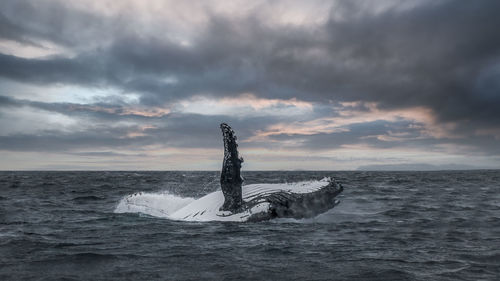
[0,53,107,86]
[317,1,500,127]
[0,131,138,152]
[2,1,499,119]
[1,0,500,159]
[0,0,113,47]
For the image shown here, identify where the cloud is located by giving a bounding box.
[1,0,500,169]
[176,93,313,117]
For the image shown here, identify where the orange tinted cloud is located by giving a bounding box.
[248,101,458,142]
[177,93,313,116]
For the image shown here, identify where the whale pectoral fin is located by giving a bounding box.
[219,123,244,212]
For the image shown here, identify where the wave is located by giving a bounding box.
[114,192,195,218]
[71,195,105,201]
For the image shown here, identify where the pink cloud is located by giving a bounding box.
[247,101,459,142]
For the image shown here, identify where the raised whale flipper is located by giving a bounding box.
[219,123,244,212]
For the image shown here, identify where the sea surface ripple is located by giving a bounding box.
[1,171,499,280]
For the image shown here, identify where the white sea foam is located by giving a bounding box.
[114,192,195,218]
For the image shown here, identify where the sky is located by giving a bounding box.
[1,0,499,170]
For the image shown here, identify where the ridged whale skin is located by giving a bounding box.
[170,123,343,222]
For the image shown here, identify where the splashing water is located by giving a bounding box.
[115,192,195,218]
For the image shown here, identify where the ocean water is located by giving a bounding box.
[1,170,499,280]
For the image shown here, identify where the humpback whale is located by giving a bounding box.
[164,123,344,222]
[116,123,344,222]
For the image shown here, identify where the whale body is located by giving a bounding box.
[210,123,343,221]
[169,177,343,222]
[116,123,344,222]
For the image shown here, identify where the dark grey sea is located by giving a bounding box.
[1,171,499,280]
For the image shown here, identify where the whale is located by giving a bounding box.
[168,123,343,222]
[116,123,344,222]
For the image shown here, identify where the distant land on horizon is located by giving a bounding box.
[356,163,496,171]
